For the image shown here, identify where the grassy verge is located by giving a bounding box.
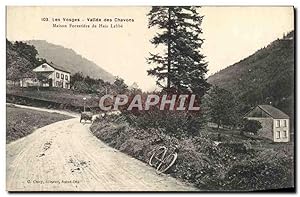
[7,86,100,107]
[6,104,73,143]
[90,115,294,191]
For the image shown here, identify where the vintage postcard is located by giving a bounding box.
[6,6,295,192]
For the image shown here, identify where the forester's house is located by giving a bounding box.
[20,62,71,89]
[244,105,290,142]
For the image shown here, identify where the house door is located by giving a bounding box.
[49,78,53,87]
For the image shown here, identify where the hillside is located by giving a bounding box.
[25,40,115,82]
[208,31,294,117]
[6,40,34,81]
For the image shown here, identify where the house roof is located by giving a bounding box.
[257,105,289,119]
[46,62,71,73]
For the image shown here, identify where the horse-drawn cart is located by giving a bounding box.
[80,111,93,123]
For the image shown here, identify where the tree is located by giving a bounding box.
[113,77,128,94]
[129,82,142,94]
[35,72,49,91]
[6,40,32,84]
[147,6,210,96]
[6,39,45,84]
[70,72,85,88]
[206,86,239,140]
[13,41,41,68]
[72,80,89,93]
[241,119,262,135]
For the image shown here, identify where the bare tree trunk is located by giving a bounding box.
[167,7,172,90]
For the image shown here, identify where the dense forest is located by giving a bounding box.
[6,39,46,82]
[208,31,294,118]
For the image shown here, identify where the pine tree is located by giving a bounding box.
[147,6,210,96]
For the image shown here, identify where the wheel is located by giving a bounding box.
[149,147,166,167]
[156,153,177,174]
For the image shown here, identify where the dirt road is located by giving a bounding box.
[6,105,197,191]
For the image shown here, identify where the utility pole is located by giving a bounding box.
[83,97,86,112]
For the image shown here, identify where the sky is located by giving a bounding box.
[6,6,294,91]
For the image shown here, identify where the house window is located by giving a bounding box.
[61,74,64,79]
[283,120,287,127]
[65,75,68,81]
[276,120,280,128]
[276,131,280,139]
[42,64,47,68]
[56,73,60,78]
[283,131,287,138]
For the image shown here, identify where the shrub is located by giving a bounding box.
[120,110,206,139]
[242,119,262,135]
[90,114,294,191]
[222,149,294,190]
